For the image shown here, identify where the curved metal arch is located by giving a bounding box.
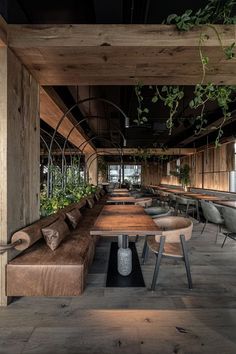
[82,136,123,184]
[48,97,129,165]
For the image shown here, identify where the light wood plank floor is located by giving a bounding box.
[0,219,236,354]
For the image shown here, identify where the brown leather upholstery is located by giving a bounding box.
[7,233,95,296]
[66,208,82,229]
[12,199,87,251]
[42,217,70,251]
[7,194,105,297]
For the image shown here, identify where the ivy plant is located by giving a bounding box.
[151,85,184,134]
[134,83,149,126]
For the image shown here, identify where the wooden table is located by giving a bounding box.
[183,193,220,201]
[90,205,161,276]
[113,188,129,192]
[107,196,136,204]
[111,191,130,197]
[214,200,236,209]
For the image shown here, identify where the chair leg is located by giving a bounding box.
[180,235,193,289]
[215,224,220,244]
[201,220,208,235]
[141,236,148,264]
[150,236,165,291]
[185,202,189,217]
[221,235,228,248]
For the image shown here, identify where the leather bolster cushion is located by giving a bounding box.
[6,234,95,297]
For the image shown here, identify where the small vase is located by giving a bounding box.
[117,247,132,276]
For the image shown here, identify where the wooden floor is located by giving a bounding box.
[0,219,236,353]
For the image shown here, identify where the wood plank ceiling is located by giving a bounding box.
[6,24,236,86]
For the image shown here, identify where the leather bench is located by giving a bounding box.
[6,192,105,297]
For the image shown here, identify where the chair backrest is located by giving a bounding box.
[176,196,196,206]
[154,216,193,243]
[200,200,224,224]
[168,193,177,201]
[135,197,152,208]
[222,207,236,233]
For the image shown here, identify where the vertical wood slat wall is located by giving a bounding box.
[142,142,235,192]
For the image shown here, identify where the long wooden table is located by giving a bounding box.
[90,205,161,276]
[107,196,136,204]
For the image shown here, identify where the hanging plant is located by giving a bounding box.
[189,84,236,146]
[151,86,184,134]
[134,83,149,126]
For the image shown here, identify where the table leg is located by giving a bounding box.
[117,235,132,276]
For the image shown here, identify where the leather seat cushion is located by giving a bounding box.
[7,234,95,297]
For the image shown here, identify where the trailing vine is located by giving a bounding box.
[133,0,236,147]
[189,84,236,146]
[134,83,149,126]
[151,85,184,135]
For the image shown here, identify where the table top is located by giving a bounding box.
[214,200,236,209]
[111,192,130,197]
[183,193,220,201]
[164,189,186,194]
[107,196,136,204]
[90,205,161,236]
[113,188,129,192]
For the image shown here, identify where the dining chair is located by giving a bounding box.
[200,200,224,243]
[135,197,152,208]
[175,196,199,220]
[142,216,193,290]
[221,207,236,248]
[168,193,177,213]
[144,206,172,218]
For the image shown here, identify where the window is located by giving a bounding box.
[108,164,141,184]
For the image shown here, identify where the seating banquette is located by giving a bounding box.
[6,190,104,297]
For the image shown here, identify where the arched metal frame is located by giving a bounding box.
[81,136,123,185]
[47,97,129,196]
[88,151,119,184]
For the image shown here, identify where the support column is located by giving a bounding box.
[85,153,98,186]
[0,47,40,306]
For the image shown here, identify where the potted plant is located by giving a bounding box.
[170,164,191,191]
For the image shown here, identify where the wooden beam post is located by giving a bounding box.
[0,47,40,306]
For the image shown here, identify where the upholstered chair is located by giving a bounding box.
[175,196,199,220]
[221,207,236,248]
[200,200,224,243]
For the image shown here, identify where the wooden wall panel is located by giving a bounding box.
[142,142,234,192]
[0,48,40,306]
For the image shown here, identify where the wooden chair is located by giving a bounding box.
[142,216,193,290]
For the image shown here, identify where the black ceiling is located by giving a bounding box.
[3,0,210,24]
[1,0,236,151]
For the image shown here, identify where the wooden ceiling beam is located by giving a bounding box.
[40,88,95,155]
[0,16,7,47]
[97,148,196,156]
[6,22,236,85]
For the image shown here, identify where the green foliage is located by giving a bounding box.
[151,86,184,135]
[170,164,191,187]
[40,183,97,217]
[189,84,236,146]
[98,156,107,179]
[134,83,149,126]
[166,0,236,30]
